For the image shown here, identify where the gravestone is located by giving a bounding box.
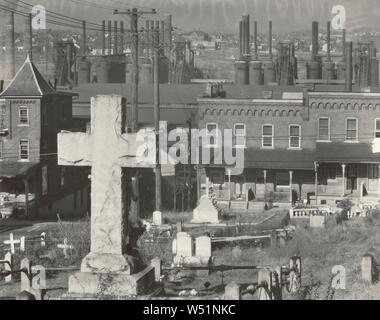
[257,269,273,300]
[224,281,241,300]
[173,232,194,265]
[153,211,162,226]
[192,195,220,224]
[195,236,212,264]
[310,215,326,228]
[150,257,162,282]
[361,254,376,283]
[57,95,155,297]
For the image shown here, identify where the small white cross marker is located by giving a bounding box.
[57,238,74,258]
[3,233,25,254]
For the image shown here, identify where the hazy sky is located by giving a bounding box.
[2,0,380,33]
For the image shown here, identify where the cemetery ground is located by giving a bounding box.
[0,209,380,299]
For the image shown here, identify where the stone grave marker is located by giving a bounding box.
[153,211,163,226]
[195,236,212,264]
[361,254,376,283]
[224,281,241,300]
[57,95,155,297]
[310,214,326,228]
[192,195,220,224]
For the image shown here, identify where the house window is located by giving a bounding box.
[346,118,358,141]
[19,106,29,125]
[262,125,274,148]
[276,172,290,186]
[375,119,380,138]
[318,117,330,141]
[234,123,246,147]
[19,140,29,161]
[206,123,218,147]
[289,125,301,149]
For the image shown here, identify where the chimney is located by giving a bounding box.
[342,29,346,61]
[102,20,106,55]
[239,20,243,58]
[254,20,258,60]
[345,41,353,92]
[114,21,118,54]
[241,19,246,58]
[120,21,125,53]
[82,20,87,55]
[311,21,319,61]
[160,21,165,50]
[24,14,33,61]
[146,20,150,58]
[244,15,250,56]
[108,20,112,54]
[164,14,172,60]
[326,21,331,61]
[269,21,273,60]
[5,12,15,80]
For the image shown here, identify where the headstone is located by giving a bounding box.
[58,95,155,297]
[289,256,302,293]
[176,222,182,233]
[192,195,220,224]
[310,215,326,228]
[57,238,74,258]
[4,252,13,283]
[224,281,241,300]
[153,211,163,226]
[195,236,212,261]
[361,254,375,283]
[257,269,273,300]
[176,232,193,257]
[16,291,35,300]
[150,257,162,282]
[20,258,31,292]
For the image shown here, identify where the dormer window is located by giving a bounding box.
[19,106,29,126]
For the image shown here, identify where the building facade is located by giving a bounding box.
[198,90,380,209]
[0,57,89,218]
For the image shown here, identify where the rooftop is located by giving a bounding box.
[0,56,56,98]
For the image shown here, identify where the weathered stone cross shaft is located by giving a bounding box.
[58,95,152,275]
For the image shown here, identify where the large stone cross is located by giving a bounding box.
[58,95,154,296]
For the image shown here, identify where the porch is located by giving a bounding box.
[0,162,38,219]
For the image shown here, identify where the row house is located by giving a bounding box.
[198,90,380,208]
[0,56,89,218]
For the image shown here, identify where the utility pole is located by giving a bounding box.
[153,21,162,211]
[114,8,156,220]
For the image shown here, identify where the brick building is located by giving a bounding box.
[198,86,380,209]
[0,56,89,218]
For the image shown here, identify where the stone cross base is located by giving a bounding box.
[68,265,155,297]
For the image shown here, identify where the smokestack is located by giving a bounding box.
[342,29,346,61]
[311,21,319,61]
[269,21,273,60]
[5,12,15,80]
[239,20,243,58]
[244,15,250,56]
[24,14,33,61]
[102,20,106,55]
[146,20,150,58]
[345,41,353,92]
[160,21,165,49]
[164,14,172,60]
[114,21,118,54]
[82,20,87,55]
[108,20,112,54]
[254,20,258,60]
[120,21,124,53]
[241,19,246,58]
[326,21,331,62]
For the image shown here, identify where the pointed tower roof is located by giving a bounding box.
[0,55,56,98]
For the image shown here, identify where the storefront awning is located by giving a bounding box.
[316,143,380,163]
[0,162,38,179]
